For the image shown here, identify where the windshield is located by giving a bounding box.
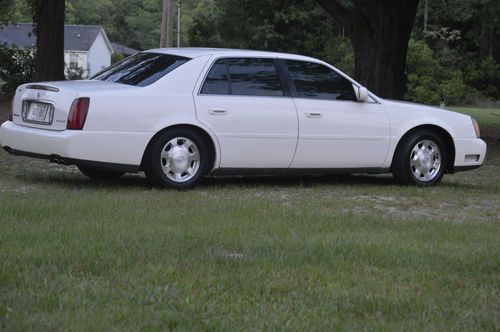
[92,53,190,87]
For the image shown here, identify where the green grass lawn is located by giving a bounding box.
[1,99,499,330]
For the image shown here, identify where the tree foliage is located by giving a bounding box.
[1,0,499,104]
[66,0,162,50]
[188,0,354,74]
[0,44,35,93]
[0,0,16,26]
[406,40,466,105]
[409,0,500,103]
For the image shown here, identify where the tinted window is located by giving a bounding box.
[200,59,229,94]
[201,58,284,96]
[229,58,283,96]
[92,53,190,87]
[286,60,356,100]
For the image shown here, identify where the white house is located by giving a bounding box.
[0,24,114,78]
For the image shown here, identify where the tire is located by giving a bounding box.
[143,128,209,189]
[392,129,447,186]
[78,165,125,180]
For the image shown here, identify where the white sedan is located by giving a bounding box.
[0,48,487,188]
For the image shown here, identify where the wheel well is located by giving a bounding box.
[391,125,455,173]
[140,124,217,172]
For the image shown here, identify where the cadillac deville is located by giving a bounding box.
[0,48,487,188]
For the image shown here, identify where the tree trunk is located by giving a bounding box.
[316,0,420,100]
[423,0,428,33]
[32,0,65,82]
[479,1,493,60]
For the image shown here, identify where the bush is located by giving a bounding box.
[65,62,85,80]
[406,40,466,106]
[464,56,500,101]
[323,36,354,76]
[111,51,124,64]
[0,44,35,94]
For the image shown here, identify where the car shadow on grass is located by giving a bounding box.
[200,173,396,188]
[13,172,151,190]
[12,170,399,190]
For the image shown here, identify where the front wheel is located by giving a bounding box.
[392,130,447,186]
[143,129,209,189]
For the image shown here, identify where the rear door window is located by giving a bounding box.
[201,58,284,97]
[200,59,230,94]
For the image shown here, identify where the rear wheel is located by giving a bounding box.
[392,130,447,186]
[78,165,125,180]
[143,129,209,189]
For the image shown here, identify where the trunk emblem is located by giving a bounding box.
[37,92,41,98]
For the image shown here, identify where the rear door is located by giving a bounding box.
[194,57,298,168]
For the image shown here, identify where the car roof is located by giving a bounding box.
[145,47,320,62]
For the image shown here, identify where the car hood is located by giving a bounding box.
[384,99,444,112]
[382,99,472,120]
[381,99,477,138]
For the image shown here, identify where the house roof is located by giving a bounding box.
[0,23,114,53]
[111,42,140,57]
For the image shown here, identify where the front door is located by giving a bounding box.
[282,60,390,168]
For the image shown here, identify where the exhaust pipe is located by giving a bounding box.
[2,146,14,154]
[50,155,70,165]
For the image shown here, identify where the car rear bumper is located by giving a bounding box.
[452,137,487,170]
[0,121,152,167]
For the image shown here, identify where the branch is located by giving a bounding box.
[315,0,353,28]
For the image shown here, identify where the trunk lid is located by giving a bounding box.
[11,80,136,131]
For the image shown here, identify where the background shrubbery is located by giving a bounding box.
[405,40,466,105]
[1,0,499,105]
[0,44,35,94]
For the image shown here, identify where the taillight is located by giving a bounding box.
[67,97,90,130]
[471,117,480,138]
[8,98,13,121]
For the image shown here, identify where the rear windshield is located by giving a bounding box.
[91,53,190,87]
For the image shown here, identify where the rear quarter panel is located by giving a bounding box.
[83,55,213,132]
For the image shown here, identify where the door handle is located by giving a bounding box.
[305,112,322,118]
[209,108,228,115]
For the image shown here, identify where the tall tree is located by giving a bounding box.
[29,0,65,81]
[316,0,420,99]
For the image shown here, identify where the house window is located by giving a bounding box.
[70,53,79,65]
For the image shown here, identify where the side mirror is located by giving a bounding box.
[356,86,369,102]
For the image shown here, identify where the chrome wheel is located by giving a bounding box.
[409,140,441,182]
[160,137,200,183]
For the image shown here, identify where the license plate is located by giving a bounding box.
[24,101,53,124]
